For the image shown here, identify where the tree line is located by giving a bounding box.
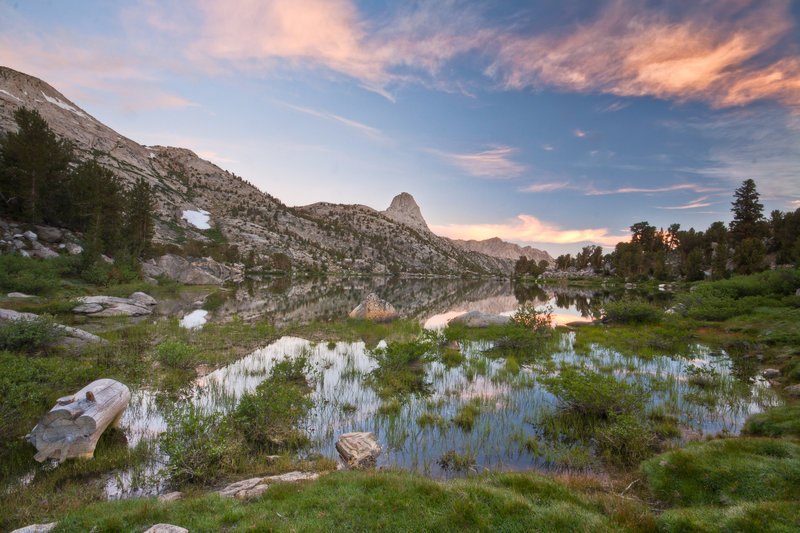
[521,179,800,281]
[0,107,154,261]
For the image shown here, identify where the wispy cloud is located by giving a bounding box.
[541,144,554,151]
[431,145,526,178]
[519,182,571,193]
[573,128,587,137]
[656,196,714,210]
[279,102,383,139]
[585,183,724,196]
[431,214,629,246]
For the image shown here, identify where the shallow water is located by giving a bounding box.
[107,327,779,497]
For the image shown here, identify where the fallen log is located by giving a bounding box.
[26,379,131,462]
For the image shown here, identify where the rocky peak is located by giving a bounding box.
[383,192,429,232]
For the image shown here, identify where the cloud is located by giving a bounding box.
[519,182,571,193]
[585,183,724,196]
[430,214,629,246]
[656,196,714,210]
[486,0,800,110]
[431,145,526,178]
[573,128,587,137]
[280,102,383,138]
[541,144,554,151]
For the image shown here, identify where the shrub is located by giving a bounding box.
[641,438,800,506]
[0,315,64,352]
[0,254,62,295]
[367,339,433,397]
[512,303,552,332]
[452,399,482,431]
[159,407,241,486]
[155,341,196,368]
[232,356,313,452]
[602,300,663,324]
[594,413,658,466]
[542,368,649,418]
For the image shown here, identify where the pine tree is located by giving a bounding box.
[730,179,765,243]
[69,160,125,256]
[125,178,154,258]
[0,107,73,222]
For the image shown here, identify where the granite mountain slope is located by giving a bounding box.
[0,66,551,275]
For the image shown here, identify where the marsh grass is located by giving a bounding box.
[742,406,800,438]
[366,338,434,398]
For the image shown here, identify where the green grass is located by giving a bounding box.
[46,470,649,533]
[742,406,800,438]
[655,500,800,533]
[602,300,663,325]
[641,438,800,507]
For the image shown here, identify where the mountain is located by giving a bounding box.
[451,237,554,266]
[0,66,551,276]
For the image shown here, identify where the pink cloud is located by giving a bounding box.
[487,0,800,110]
[431,145,526,178]
[585,183,724,196]
[657,196,714,210]
[431,214,629,246]
[519,182,570,193]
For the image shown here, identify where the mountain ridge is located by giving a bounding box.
[0,66,552,276]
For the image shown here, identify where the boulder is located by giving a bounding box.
[30,241,59,259]
[785,384,800,397]
[100,254,114,264]
[349,293,399,322]
[336,431,381,468]
[7,292,35,298]
[22,230,37,241]
[144,254,242,285]
[763,368,781,379]
[130,291,157,306]
[73,296,151,317]
[65,242,83,255]
[143,525,188,533]
[448,310,511,328]
[34,225,63,243]
[9,524,57,533]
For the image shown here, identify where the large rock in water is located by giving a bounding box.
[143,254,242,285]
[349,293,399,322]
[448,310,511,328]
[336,432,381,468]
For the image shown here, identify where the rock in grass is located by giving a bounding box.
[157,491,183,502]
[143,525,188,533]
[130,291,157,306]
[447,310,511,328]
[218,471,320,499]
[762,368,781,379]
[336,432,381,468]
[9,524,57,533]
[785,384,800,397]
[7,292,34,298]
[349,293,398,322]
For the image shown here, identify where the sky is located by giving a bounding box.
[1,0,799,256]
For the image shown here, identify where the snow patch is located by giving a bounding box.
[182,209,211,230]
[0,89,20,101]
[148,152,156,159]
[41,91,86,117]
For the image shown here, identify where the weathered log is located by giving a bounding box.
[26,379,131,462]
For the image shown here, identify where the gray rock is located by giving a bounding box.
[130,292,157,306]
[7,292,35,298]
[100,254,114,264]
[19,249,31,257]
[65,242,83,255]
[23,230,37,241]
[349,293,399,322]
[785,384,800,397]
[145,254,242,285]
[158,491,183,503]
[218,471,320,499]
[796,288,800,297]
[763,368,781,379]
[336,431,381,468]
[9,523,57,533]
[13,239,25,249]
[143,525,188,533]
[74,296,151,317]
[218,477,264,498]
[448,310,511,328]
[73,303,104,314]
[29,244,59,259]
[34,225,63,243]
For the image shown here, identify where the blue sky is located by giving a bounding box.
[1,0,799,255]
